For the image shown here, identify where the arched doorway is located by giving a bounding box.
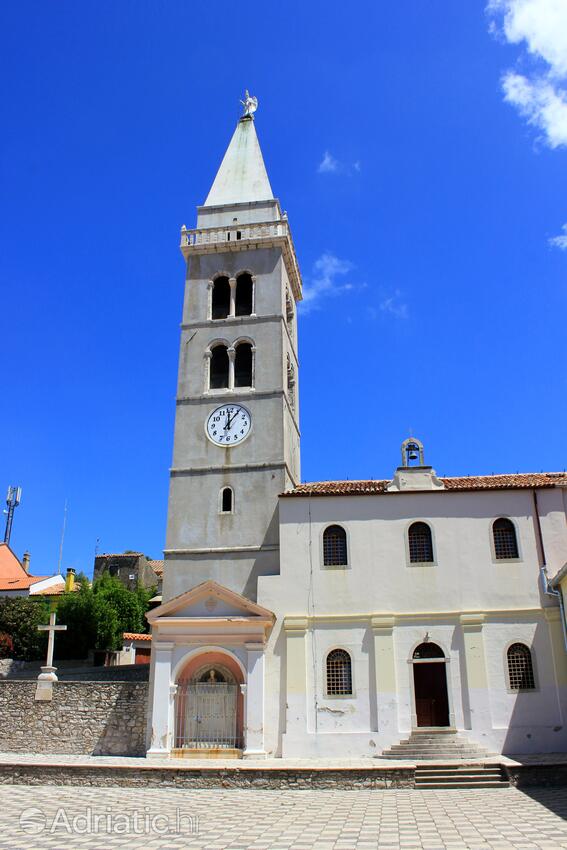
[174,652,244,751]
[412,642,450,728]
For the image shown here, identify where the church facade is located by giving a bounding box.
[146,102,567,760]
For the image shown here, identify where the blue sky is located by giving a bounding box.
[1,1,566,576]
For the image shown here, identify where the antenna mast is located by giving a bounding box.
[57,500,68,576]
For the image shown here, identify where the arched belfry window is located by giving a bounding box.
[408,522,434,563]
[234,342,253,388]
[507,643,535,690]
[323,525,348,566]
[235,273,253,317]
[210,345,229,389]
[493,518,519,560]
[220,487,233,514]
[212,276,230,320]
[326,649,352,696]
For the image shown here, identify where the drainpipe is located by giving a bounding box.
[533,490,567,652]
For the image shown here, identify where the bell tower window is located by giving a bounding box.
[220,487,233,513]
[234,342,253,388]
[212,276,230,320]
[235,273,253,316]
[210,345,229,389]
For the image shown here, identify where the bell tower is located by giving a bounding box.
[163,96,302,603]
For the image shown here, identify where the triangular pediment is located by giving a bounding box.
[146,580,275,623]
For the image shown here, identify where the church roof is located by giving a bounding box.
[204,116,274,206]
[282,472,567,497]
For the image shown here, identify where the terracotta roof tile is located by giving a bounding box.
[282,472,567,497]
[148,560,164,577]
[123,632,152,641]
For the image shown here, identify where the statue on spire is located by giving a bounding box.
[241,90,258,118]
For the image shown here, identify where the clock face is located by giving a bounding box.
[206,403,252,447]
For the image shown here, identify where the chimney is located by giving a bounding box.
[65,567,76,592]
[22,552,30,574]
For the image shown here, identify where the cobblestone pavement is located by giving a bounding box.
[1,784,567,850]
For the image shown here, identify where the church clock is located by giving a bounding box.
[205,403,252,446]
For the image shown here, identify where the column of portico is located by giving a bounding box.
[371,616,399,738]
[460,614,492,732]
[243,642,266,758]
[282,617,308,753]
[147,641,175,759]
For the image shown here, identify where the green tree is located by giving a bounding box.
[55,582,97,659]
[0,597,50,661]
[55,572,153,659]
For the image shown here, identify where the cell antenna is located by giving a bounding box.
[3,486,22,546]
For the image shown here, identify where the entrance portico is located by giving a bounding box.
[146,580,274,759]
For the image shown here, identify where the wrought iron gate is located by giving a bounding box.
[175,682,240,749]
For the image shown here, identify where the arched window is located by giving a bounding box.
[323,525,348,566]
[408,522,434,563]
[220,487,233,513]
[235,273,253,316]
[507,643,535,690]
[211,276,230,320]
[234,342,253,388]
[493,518,519,560]
[326,649,352,696]
[210,345,229,389]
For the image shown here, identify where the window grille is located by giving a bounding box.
[493,518,519,559]
[408,522,434,563]
[507,643,535,690]
[326,649,352,696]
[323,525,347,566]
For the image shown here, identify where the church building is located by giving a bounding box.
[146,96,567,761]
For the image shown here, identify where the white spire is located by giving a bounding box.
[204,113,274,207]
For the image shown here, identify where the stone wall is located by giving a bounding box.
[0,681,148,756]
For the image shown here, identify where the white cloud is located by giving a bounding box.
[301,253,355,312]
[488,0,567,147]
[379,290,409,320]
[549,222,567,248]
[318,151,339,173]
[317,151,361,175]
[502,71,567,147]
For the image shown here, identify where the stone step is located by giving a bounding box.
[387,746,487,758]
[416,780,509,789]
[416,768,501,776]
[415,768,502,782]
[382,752,490,760]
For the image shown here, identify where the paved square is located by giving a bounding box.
[1,784,567,850]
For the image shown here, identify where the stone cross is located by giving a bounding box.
[35,611,67,700]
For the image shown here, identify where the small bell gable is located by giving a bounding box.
[387,437,445,492]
